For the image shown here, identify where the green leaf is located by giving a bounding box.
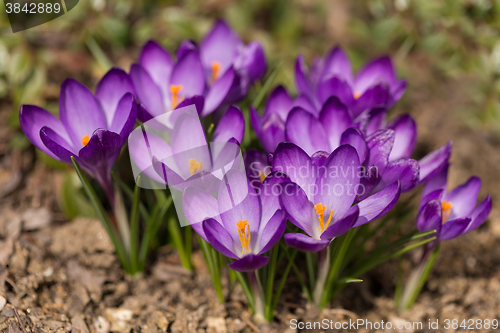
[111,171,150,222]
[86,36,112,71]
[320,229,356,307]
[264,245,279,320]
[337,277,363,284]
[167,214,192,270]
[394,258,404,310]
[198,236,224,303]
[252,62,282,110]
[349,232,437,278]
[138,194,171,270]
[58,172,97,220]
[270,247,298,319]
[280,242,312,301]
[400,244,440,311]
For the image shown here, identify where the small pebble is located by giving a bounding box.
[105,308,133,333]
[206,317,227,333]
[95,316,110,333]
[22,207,52,230]
[0,296,6,311]
[43,267,53,277]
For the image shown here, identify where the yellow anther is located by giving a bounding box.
[81,135,90,146]
[170,84,184,109]
[237,220,251,253]
[353,91,361,100]
[258,170,267,183]
[441,200,453,224]
[314,203,333,232]
[211,61,221,83]
[188,158,203,176]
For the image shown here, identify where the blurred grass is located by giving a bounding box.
[2,0,500,140]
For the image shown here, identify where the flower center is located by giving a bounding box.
[441,200,453,224]
[353,92,361,100]
[188,158,203,176]
[237,220,251,253]
[170,84,184,109]
[81,135,90,146]
[314,203,333,232]
[211,61,221,83]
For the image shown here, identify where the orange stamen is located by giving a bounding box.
[170,84,184,109]
[211,61,221,83]
[441,200,453,224]
[188,158,203,176]
[353,92,361,99]
[81,135,90,146]
[258,170,266,183]
[237,220,251,253]
[314,203,333,232]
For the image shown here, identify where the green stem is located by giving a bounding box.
[248,270,266,323]
[185,226,192,261]
[313,247,330,306]
[305,252,316,295]
[113,182,131,256]
[234,270,255,310]
[129,176,141,273]
[400,244,440,311]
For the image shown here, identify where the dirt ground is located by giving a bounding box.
[1,45,500,333]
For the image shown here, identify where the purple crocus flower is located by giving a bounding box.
[132,20,266,120]
[349,106,453,187]
[250,85,316,153]
[269,96,419,194]
[182,169,287,271]
[417,163,492,245]
[272,143,401,252]
[296,46,406,116]
[243,149,272,189]
[130,40,207,121]
[254,87,450,196]
[128,105,245,192]
[20,68,137,200]
[199,19,267,110]
[417,141,452,184]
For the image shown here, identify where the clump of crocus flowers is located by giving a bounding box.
[20,19,492,323]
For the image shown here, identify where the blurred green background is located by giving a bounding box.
[2,0,500,161]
